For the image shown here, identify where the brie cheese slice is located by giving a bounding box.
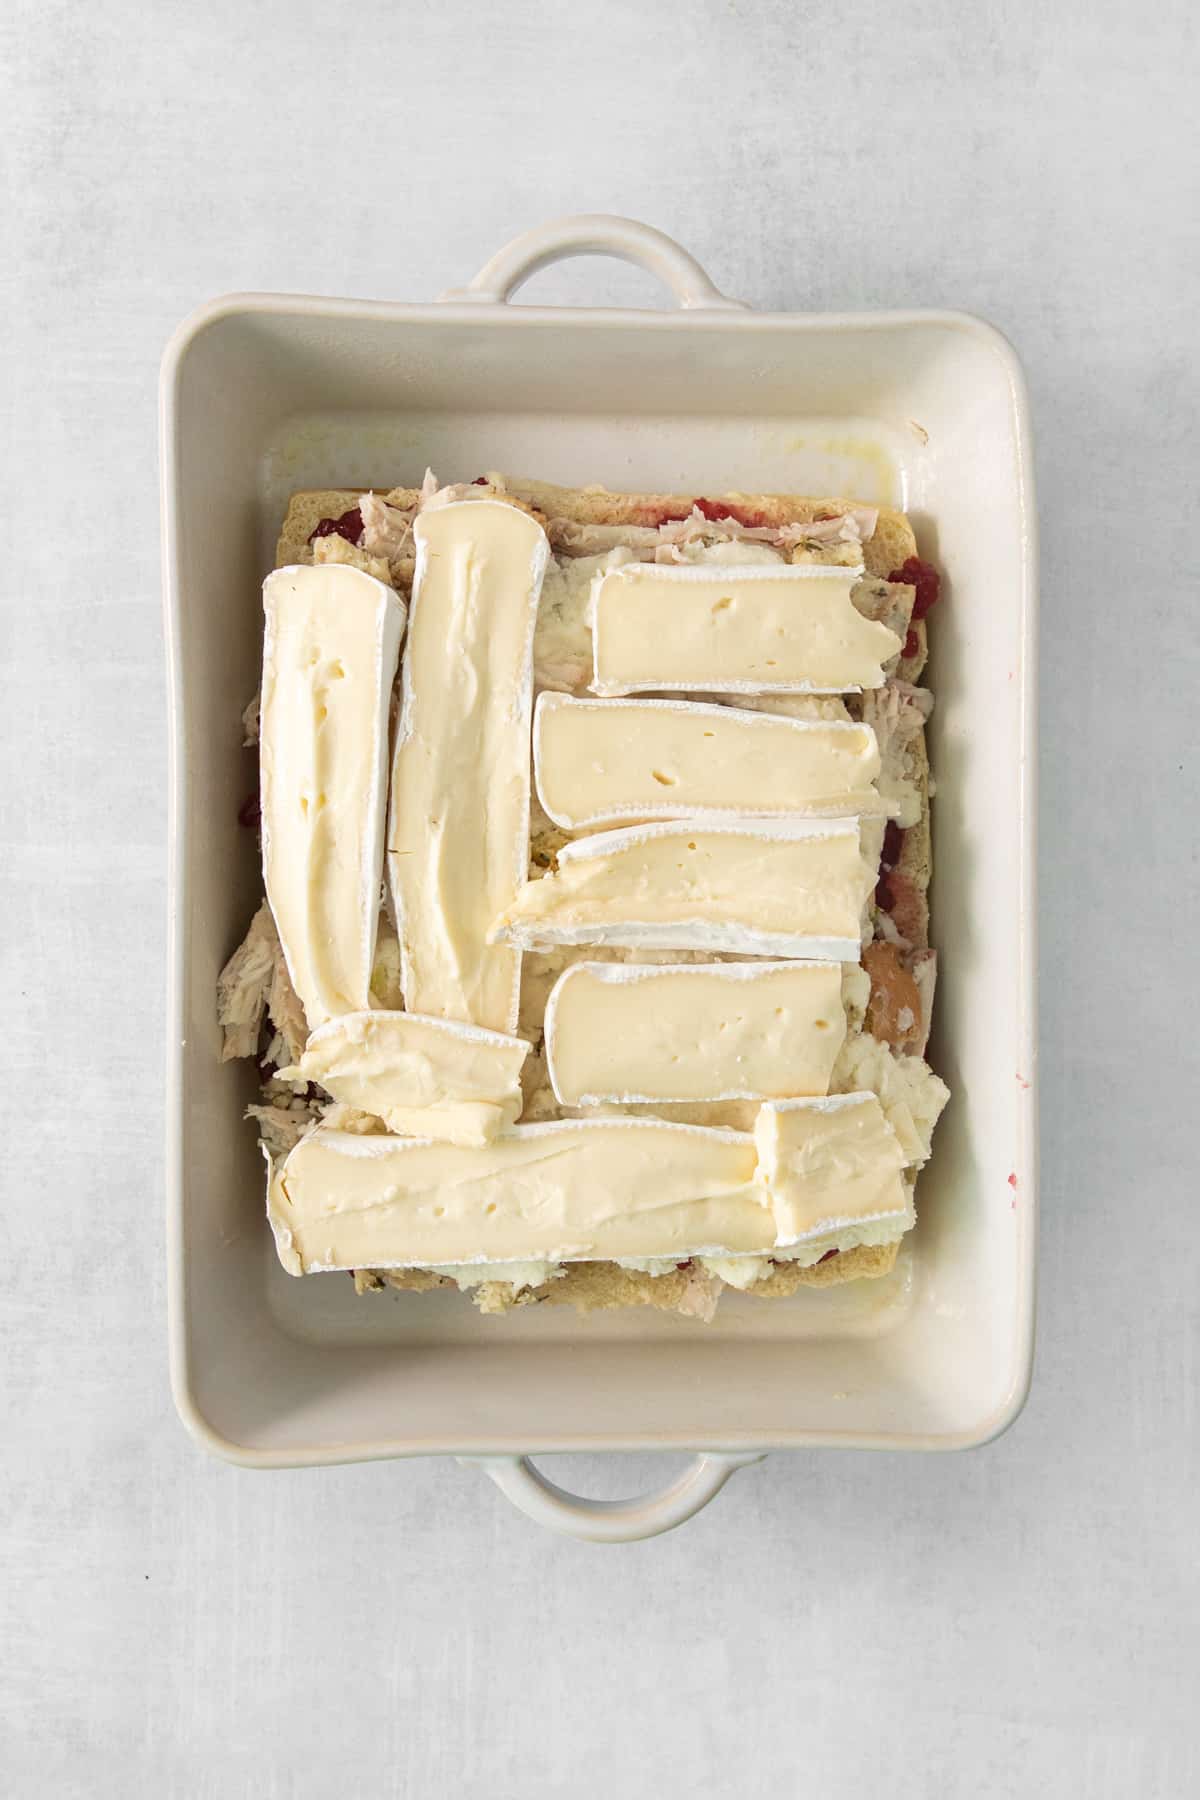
[268,1119,770,1275]
[387,499,549,1034]
[534,692,885,828]
[590,561,902,695]
[754,1093,912,1248]
[283,1010,529,1145]
[260,563,406,1028]
[492,818,874,960]
[545,960,849,1105]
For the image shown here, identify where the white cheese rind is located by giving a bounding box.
[589,561,902,696]
[533,693,885,828]
[754,1093,912,1248]
[544,960,848,1105]
[386,500,549,1034]
[260,563,406,1028]
[285,1010,530,1146]
[492,818,873,960]
[268,1120,770,1275]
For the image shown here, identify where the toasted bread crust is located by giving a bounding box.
[355,1240,899,1316]
[277,479,916,574]
[274,489,381,567]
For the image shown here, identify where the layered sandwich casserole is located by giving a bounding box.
[217,473,949,1321]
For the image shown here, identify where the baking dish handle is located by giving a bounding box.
[439,213,749,312]
[462,1450,766,1542]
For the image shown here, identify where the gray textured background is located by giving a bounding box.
[3,1,1197,1794]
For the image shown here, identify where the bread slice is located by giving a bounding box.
[275,479,930,685]
[253,475,942,1317]
[357,1240,899,1322]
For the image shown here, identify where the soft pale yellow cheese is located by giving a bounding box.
[833,1033,951,1167]
[268,1121,770,1275]
[387,500,549,1034]
[281,1010,529,1146]
[754,1094,911,1247]
[545,960,848,1104]
[533,693,884,828]
[260,563,406,1027]
[590,561,902,695]
[492,819,874,960]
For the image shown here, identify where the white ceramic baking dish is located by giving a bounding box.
[160,215,1037,1541]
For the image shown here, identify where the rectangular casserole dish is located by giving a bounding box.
[161,215,1037,1512]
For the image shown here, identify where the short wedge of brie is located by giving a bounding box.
[260,563,406,1028]
[590,561,902,695]
[545,960,850,1105]
[281,1011,529,1146]
[268,1119,770,1275]
[533,693,885,829]
[754,1093,911,1248]
[492,818,875,960]
[387,499,549,1034]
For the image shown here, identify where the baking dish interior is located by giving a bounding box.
[165,300,1034,1462]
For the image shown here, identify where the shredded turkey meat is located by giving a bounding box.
[860,680,933,830]
[241,691,260,747]
[778,507,879,546]
[217,902,308,1065]
[654,504,878,554]
[543,504,879,565]
[358,491,415,562]
[664,1265,721,1322]
[548,520,661,556]
[655,538,785,566]
[418,472,545,523]
[861,680,933,756]
[851,577,913,639]
[246,1100,316,1160]
[311,531,392,585]
[217,903,275,1060]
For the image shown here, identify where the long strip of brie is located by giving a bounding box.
[534,693,884,828]
[387,500,549,1034]
[281,1011,529,1146]
[755,1094,911,1247]
[545,960,850,1104]
[260,563,406,1028]
[590,561,901,695]
[268,1120,769,1275]
[491,819,874,960]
